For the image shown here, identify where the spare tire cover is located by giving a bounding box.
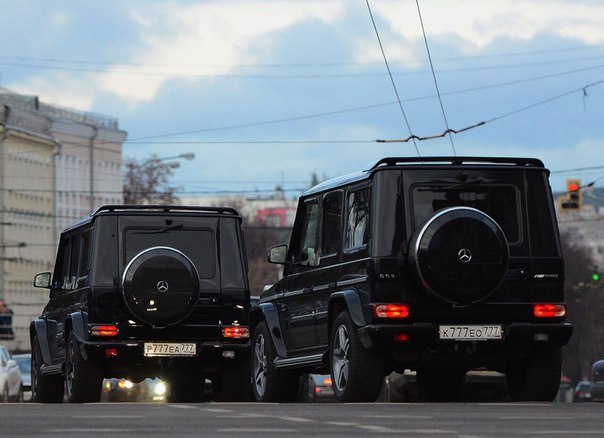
[122,246,200,327]
[409,206,509,306]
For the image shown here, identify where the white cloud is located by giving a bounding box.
[97,0,345,105]
[359,0,604,64]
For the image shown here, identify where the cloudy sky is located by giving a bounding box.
[1,0,604,196]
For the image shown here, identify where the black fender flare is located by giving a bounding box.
[30,319,54,366]
[253,302,288,358]
[66,311,88,344]
[328,289,366,334]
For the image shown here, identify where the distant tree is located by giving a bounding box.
[123,155,178,205]
[561,231,604,383]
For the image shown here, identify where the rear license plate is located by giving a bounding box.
[439,325,502,341]
[144,342,197,357]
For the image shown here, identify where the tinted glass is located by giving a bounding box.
[321,192,342,256]
[125,228,215,278]
[412,185,520,243]
[345,188,370,249]
[293,201,319,263]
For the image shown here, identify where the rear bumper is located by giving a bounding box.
[358,321,573,368]
[81,339,250,370]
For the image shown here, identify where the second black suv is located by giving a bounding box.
[31,205,251,403]
[251,157,573,402]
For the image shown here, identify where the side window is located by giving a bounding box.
[292,200,320,264]
[68,234,81,289]
[321,191,342,256]
[78,229,92,286]
[345,187,370,250]
[53,238,71,290]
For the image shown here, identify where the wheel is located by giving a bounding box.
[251,321,299,402]
[330,311,384,402]
[409,207,509,305]
[166,376,204,403]
[214,360,251,402]
[31,335,64,403]
[65,332,103,403]
[2,385,8,403]
[16,386,24,403]
[122,247,200,327]
[417,368,466,402]
[506,347,561,401]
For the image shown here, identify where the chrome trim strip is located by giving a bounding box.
[273,353,324,369]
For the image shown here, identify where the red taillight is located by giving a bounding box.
[91,325,119,337]
[533,303,566,318]
[373,304,410,319]
[393,333,410,343]
[222,326,250,339]
[105,348,119,357]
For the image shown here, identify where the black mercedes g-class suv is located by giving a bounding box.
[251,157,572,402]
[31,205,251,403]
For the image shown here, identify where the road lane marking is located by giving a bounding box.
[363,415,433,419]
[200,408,235,413]
[500,416,572,420]
[168,404,198,409]
[71,415,145,419]
[326,422,359,426]
[49,429,132,433]
[217,429,296,433]
[277,416,314,423]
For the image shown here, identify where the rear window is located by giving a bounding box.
[124,228,216,278]
[411,184,521,244]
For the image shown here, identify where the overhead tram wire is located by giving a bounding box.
[415,0,456,156]
[366,0,420,157]
[377,78,604,144]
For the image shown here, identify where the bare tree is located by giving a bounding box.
[123,155,179,205]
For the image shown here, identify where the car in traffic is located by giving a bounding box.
[308,374,335,402]
[31,205,252,403]
[0,345,23,402]
[251,156,572,402]
[591,360,604,402]
[12,353,31,401]
[573,380,592,402]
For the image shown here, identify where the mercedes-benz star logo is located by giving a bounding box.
[156,280,169,293]
[458,248,472,263]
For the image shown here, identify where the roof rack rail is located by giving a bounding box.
[368,156,545,170]
[92,205,239,216]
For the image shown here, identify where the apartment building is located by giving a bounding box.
[0,88,126,350]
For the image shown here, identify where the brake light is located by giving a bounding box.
[324,377,332,386]
[222,326,250,339]
[90,324,119,337]
[373,304,410,319]
[393,333,410,342]
[533,303,566,318]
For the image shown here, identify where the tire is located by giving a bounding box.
[31,335,64,403]
[417,368,466,402]
[122,246,200,327]
[409,207,509,305]
[506,347,561,401]
[214,360,252,402]
[251,321,299,402]
[166,377,204,403]
[65,332,103,403]
[330,311,384,402]
[2,385,8,403]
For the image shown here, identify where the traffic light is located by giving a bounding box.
[561,178,582,210]
[593,266,601,282]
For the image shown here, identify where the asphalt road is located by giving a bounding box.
[1,402,602,437]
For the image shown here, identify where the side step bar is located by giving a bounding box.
[273,353,324,369]
[40,364,63,376]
